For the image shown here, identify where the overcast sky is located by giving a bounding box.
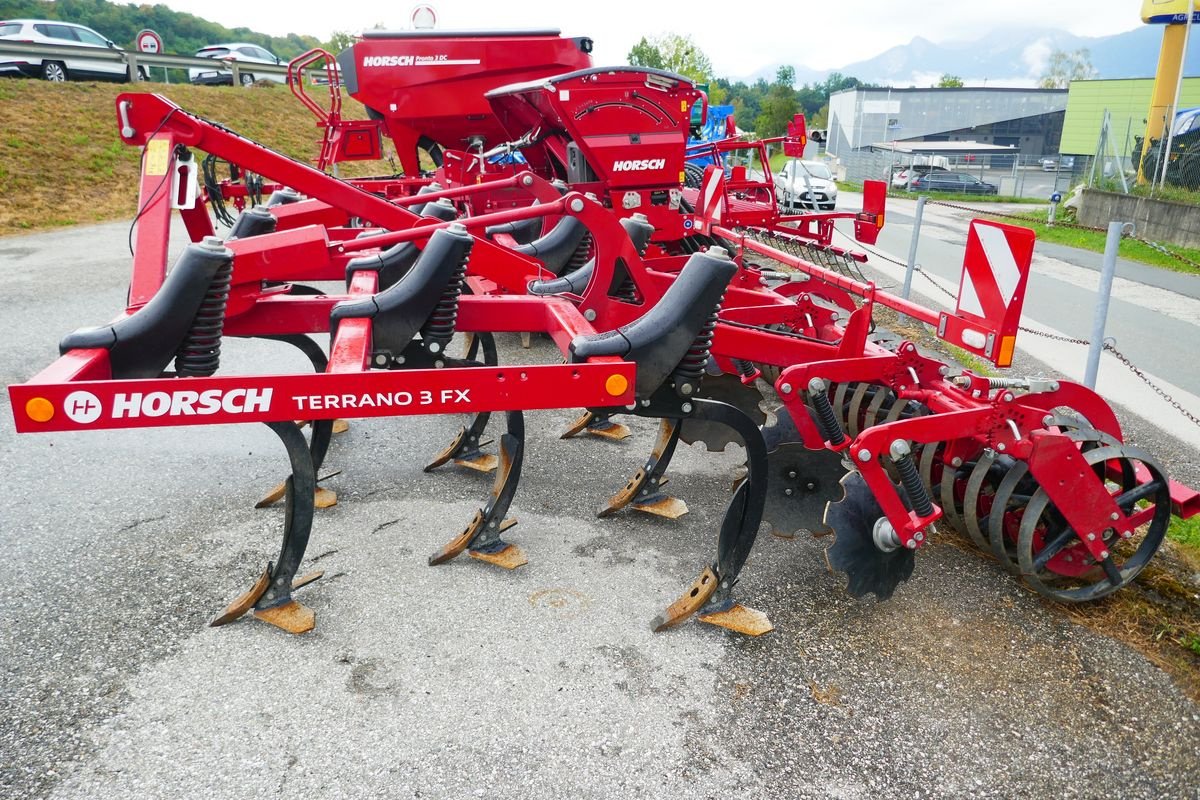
[158,0,1146,76]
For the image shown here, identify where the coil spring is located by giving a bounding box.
[894,450,934,518]
[175,258,232,377]
[566,232,593,273]
[672,294,721,395]
[986,378,1027,390]
[420,248,471,352]
[613,276,639,303]
[809,380,847,445]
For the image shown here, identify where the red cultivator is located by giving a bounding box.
[9,55,1199,638]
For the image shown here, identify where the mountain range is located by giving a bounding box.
[738,24,1200,87]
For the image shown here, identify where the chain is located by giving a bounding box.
[1017,326,1200,429]
[1129,234,1200,271]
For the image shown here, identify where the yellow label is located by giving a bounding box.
[681,100,687,112]
[144,138,170,176]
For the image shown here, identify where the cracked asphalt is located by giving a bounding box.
[1,220,1198,800]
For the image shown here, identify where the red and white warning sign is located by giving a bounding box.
[939,219,1035,368]
[697,165,725,230]
[135,29,163,54]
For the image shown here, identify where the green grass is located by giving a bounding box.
[1168,515,1200,556]
[989,211,1200,276]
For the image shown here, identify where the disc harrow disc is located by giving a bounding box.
[679,373,767,452]
[762,442,847,539]
[824,472,916,601]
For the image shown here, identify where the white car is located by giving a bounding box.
[189,43,285,86]
[775,159,838,212]
[0,19,140,82]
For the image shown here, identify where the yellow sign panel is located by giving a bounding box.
[144,138,170,176]
[1143,0,1200,24]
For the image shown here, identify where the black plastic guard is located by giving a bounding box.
[513,215,587,276]
[568,248,735,397]
[330,225,474,359]
[59,241,232,379]
[227,206,277,240]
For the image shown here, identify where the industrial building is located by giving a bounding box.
[826,86,1069,159]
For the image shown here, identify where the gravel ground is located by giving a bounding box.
[1,221,1198,800]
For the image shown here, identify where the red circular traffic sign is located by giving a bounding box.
[136,29,163,54]
[411,5,437,29]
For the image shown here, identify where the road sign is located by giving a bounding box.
[411,5,438,29]
[135,29,163,54]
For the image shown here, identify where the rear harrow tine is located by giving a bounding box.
[863,388,892,430]
[832,382,853,431]
[598,419,686,519]
[429,411,526,569]
[846,383,872,438]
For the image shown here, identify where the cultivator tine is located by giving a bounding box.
[424,420,497,473]
[598,419,687,519]
[427,332,499,472]
[560,410,632,441]
[212,421,322,634]
[692,398,773,635]
[429,411,526,568]
[256,419,339,509]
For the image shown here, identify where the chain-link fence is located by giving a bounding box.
[834,149,1088,201]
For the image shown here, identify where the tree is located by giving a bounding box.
[626,33,713,84]
[937,74,964,88]
[1039,48,1097,88]
[755,81,799,137]
[775,65,796,87]
[325,31,358,54]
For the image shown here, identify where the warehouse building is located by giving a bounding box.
[826,86,1069,158]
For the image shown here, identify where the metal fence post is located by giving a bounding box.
[1084,221,1127,389]
[125,52,139,83]
[229,59,241,87]
[899,195,927,324]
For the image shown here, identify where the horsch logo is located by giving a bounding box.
[62,388,273,424]
[612,159,666,172]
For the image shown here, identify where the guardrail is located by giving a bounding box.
[0,40,317,85]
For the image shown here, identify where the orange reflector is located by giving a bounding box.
[26,397,54,423]
[997,335,1017,368]
[605,374,629,397]
[876,213,885,229]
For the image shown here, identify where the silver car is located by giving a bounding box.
[189,43,285,86]
[775,159,838,212]
[0,19,140,82]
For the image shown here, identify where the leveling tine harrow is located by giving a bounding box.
[9,80,1200,640]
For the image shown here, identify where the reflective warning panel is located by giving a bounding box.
[937,219,1036,369]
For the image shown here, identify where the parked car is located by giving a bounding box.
[0,19,142,82]
[908,172,998,195]
[775,159,838,211]
[891,164,947,188]
[189,43,285,86]
[1040,155,1076,172]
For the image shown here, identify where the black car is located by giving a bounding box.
[908,172,998,195]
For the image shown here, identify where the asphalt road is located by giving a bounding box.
[1,220,1199,799]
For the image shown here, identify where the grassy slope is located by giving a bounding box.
[0,78,393,236]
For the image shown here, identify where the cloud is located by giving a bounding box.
[1021,38,1055,76]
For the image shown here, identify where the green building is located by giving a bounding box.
[1060,77,1200,156]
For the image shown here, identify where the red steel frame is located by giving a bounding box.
[11,90,1198,585]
